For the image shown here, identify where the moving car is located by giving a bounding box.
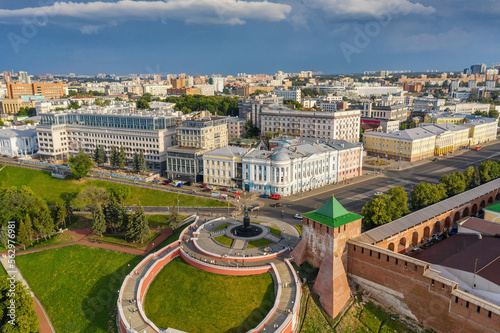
[294,214,303,220]
[199,184,207,188]
[270,203,283,208]
[270,194,281,200]
[249,205,260,211]
[474,145,482,151]
[259,194,270,198]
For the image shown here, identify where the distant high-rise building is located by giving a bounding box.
[3,71,12,83]
[213,77,225,93]
[463,68,471,75]
[470,64,486,75]
[18,71,30,84]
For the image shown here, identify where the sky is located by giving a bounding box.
[0,0,499,76]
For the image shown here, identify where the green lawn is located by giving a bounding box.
[147,214,189,228]
[214,222,230,231]
[214,235,234,247]
[295,225,303,237]
[269,226,281,237]
[22,232,77,251]
[247,238,273,248]
[90,232,160,249]
[144,257,275,333]
[16,245,142,333]
[0,165,226,207]
[0,264,7,276]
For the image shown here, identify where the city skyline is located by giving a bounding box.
[1,0,499,75]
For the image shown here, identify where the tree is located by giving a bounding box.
[410,182,447,211]
[137,99,150,110]
[74,186,109,214]
[0,279,39,333]
[141,93,152,102]
[440,172,466,197]
[93,145,100,164]
[0,226,9,248]
[463,166,475,188]
[169,205,182,229]
[54,201,67,229]
[92,206,107,237]
[361,197,393,229]
[284,99,303,110]
[118,144,127,169]
[386,186,410,219]
[132,205,150,243]
[18,220,31,250]
[245,120,260,139]
[104,195,122,233]
[489,109,499,119]
[471,166,482,188]
[69,152,94,179]
[138,150,147,172]
[97,146,107,166]
[208,78,214,85]
[132,152,139,173]
[110,146,118,168]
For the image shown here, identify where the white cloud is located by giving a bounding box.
[300,0,435,19]
[392,27,472,51]
[0,0,292,29]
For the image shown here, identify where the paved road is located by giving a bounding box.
[263,141,500,217]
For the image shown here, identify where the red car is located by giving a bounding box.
[162,181,170,186]
[199,184,207,188]
[270,194,281,200]
[203,188,212,192]
[233,192,241,197]
[219,188,228,192]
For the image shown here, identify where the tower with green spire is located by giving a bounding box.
[291,194,362,320]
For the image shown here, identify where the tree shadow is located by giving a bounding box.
[76,256,142,333]
[225,281,275,333]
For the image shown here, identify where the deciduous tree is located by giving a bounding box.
[69,152,94,179]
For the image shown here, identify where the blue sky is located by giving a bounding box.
[0,0,499,75]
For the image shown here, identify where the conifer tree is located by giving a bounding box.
[18,220,31,250]
[92,206,107,237]
[118,144,127,169]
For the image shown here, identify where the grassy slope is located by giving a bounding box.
[144,257,275,333]
[0,165,225,207]
[16,245,141,333]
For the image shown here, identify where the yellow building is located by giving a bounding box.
[0,98,36,114]
[363,127,436,162]
[7,82,64,99]
[424,113,466,124]
[461,119,497,145]
[363,124,471,161]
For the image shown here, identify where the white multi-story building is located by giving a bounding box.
[0,125,38,157]
[213,77,225,93]
[241,139,363,196]
[106,85,126,95]
[143,84,170,96]
[273,89,302,103]
[445,103,491,115]
[194,84,215,96]
[260,107,361,143]
[35,100,71,114]
[203,146,249,188]
[36,109,176,171]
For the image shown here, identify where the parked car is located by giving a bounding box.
[152,179,160,184]
[202,188,212,192]
[185,181,192,186]
[270,203,283,208]
[199,184,207,188]
[373,191,383,196]
[172,181,184,187]
[162,181,170,185]
[270,194,281,200]
[219,188,228,192]
[228,189,238,193]
[294,214,303,220]
[207,185,216,190]
[259,194,270,198]
[166,179,172,183]
[126,208,132,213]
[249,205,260,211]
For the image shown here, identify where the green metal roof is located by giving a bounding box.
[303,196,363,228]
[484,202,500,213]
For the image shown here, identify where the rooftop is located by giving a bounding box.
[460,217,500,236]
[410,234,500,286]
[203,146,251,158]
[0,125,37,138]
[303,196,363,228]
